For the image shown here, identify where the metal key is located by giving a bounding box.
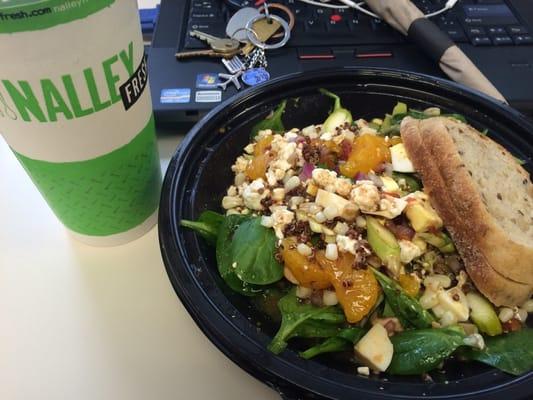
[241,18,281,56]
[175,48,240,60]
[189,30,240,54]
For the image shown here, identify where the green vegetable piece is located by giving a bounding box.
[250,100,287,139]
[461,329,533,376]
[319,88,353,133]
[300,327,365,359]
[368,122,381,130]
[392,172,421,194]
[392,102,408,116]
[268,289,345,354]
[466,292,502,336]
[418,232,456,253]
[382,301,395,318]
[180,211,225,246]
[387,327,466,375]
[231,217,284,285]
[371,268,434,329]
[216,214,262,296]
[366,217,401,266]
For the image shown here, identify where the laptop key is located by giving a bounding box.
[487,27,506,35]
[467,27,486,36]
[471,36,492,46]
[507,26,528,35]
[512,35,533,45]
[492,35,513,45]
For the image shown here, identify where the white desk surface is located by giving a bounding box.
[0,135,279,400]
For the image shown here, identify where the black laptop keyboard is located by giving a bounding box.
[183,0,532,50]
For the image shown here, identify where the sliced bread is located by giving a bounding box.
[401,116,533,306]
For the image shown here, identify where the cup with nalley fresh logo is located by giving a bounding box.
[0,0,162,246]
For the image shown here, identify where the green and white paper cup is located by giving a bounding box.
[0,0,162,246]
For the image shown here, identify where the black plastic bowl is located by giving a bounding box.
[158,68,533,399]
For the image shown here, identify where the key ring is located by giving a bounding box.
[229,26,260,43]
[245,14,290,50]
[257,3,295,39]
[263,1,271,22]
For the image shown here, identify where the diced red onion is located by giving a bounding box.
[299,163,315,181]
[354,172,369,182]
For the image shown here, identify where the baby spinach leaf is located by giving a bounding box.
[268,289,345,354]
[231,217,284,285]
[388,327,466,375]
[461,329,533,376]
[291,320,343,340]
[180,211,225,246]
[372,268,434,329]
[300,327,365,360]
[251,100,287,139]
[216,214,262,296]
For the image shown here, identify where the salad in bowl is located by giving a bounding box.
[180,90,533,378]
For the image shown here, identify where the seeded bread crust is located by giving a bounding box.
[401,117,532,306]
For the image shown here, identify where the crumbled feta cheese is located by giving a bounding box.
[366,195,407,219]
[398,239,423,263]
[284,175,301,192]
[312,168,338,189]
[277,141,297,165]
[261,215,274,228]
[302,125,318,137]
[231,156,250,173]
[350,181,380,212]
[333,222,349,235]
[463,333,485,350]
[242,178,269,210]
[270,206,295,239]
[256,129,273,140]
[227,185,238,197]
[272,188,286,202]
[270,159,292,174]
[435,286,470,322]
[334,177,352,197]
[284,131,299,141]
[336,235,357,255]
[222,196,243,210]
[288,196,304,210]
[244,143,255,154]
[234,172,246,186]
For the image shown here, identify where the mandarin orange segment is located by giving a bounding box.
[280,238,331,289]
[316,251,380,323]
[254,135,274,156]
[398,273,420,297]
[339,134,391,178]
[246,153,270,180]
